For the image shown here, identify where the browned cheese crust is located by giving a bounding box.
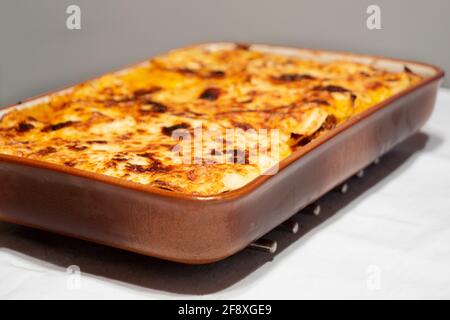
[0,45,422,195]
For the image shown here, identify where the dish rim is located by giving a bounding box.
[0,42,445,202]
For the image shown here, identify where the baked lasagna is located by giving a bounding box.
[0,44,422,195]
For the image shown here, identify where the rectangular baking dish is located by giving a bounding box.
[0,43,444,264]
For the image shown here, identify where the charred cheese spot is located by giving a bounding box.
[161,123,191,136]
[208,70,226,78]
[34,147,57,156]
[199,87,221,101]
[314,85,350,93]
[42,121,77,132]
[133,87,161,97]
[16,121,35,132]
[273,73,316,82]
[67,144,88,151]
[0,46,423,195]
[139,101,168,114]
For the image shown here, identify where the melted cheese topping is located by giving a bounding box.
[0,45,422,195]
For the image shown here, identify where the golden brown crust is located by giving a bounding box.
[0,45,422,195]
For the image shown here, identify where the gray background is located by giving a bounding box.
[0,0,448,107]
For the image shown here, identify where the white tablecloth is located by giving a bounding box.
[1,89,450,300]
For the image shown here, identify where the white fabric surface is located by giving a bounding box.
[1,88,450,300]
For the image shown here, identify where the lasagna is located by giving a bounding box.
[0,44,422,195]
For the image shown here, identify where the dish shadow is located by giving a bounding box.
[0,132,442,295]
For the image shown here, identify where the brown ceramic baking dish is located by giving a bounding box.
[0,43,444,264]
